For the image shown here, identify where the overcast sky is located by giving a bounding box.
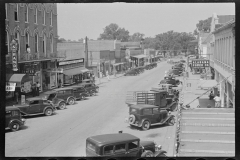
[57,3,235,41]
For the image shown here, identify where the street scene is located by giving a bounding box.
[4,3,235,158]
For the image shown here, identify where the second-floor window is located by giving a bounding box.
[6,31,9,54]
[34,8,37,24]
[24,5,28,22]
[43,34,46,56]
[5,4,7,20]
[15,31,20,58]
[50,12,52,26]
[14,4,18,21]
[42,10,45,25]
[50,34,53,53]
[35,33,38,53]
[25,32,29,52]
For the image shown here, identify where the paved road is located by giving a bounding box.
[5,61,177,157]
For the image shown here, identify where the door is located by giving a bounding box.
[5,111,11,127]
[56,91,65,100]
[142,108,154,122]
[114,143,128,157]
[152,108,161,123]
[28,100,41,114]
[126,141,139,156]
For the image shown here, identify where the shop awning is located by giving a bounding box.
[6,74,31,83]
[131,55,147,59]
[113,62,125,66]
[198,80,218,88]
[63,67,89,76]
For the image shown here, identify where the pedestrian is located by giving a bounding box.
[106,70,110,81]
[189,63,192,72]
[58,79,62,88]
[209,91,214,100]
[15,90,19,104]
[31,84,36,97]
[20,84,25,97]
[213,94,221,108]
[36,82,40,96]
[92,74,95,83]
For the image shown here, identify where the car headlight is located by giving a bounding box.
[155,144,162,151]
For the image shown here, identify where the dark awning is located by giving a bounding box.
[63,67,89,76]
[6,74,31,83]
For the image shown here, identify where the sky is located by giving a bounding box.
[57,3,235,41]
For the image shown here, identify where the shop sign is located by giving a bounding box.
[11,39,18,71]
[192,60,209,68]
[59,59,84,66]
[6,83,16,91]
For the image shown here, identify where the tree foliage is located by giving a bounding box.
[196,17,212,32]
[98,23,130,42]
[129,32,145,42]
[57,37,67,43]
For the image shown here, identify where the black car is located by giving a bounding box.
[6,107,26,132]
[70,86,89,100]
[77,83,99,95]
[166,69,183,77]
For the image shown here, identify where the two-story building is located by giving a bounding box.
[5,3,59,100]
[212,19,235,108]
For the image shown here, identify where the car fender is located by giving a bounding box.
[139,118,151,127]
[9,119,23,128]
[154,150,167,157]
[43,106,54,113]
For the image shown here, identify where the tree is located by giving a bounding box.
[196,17,212,32]
[98,23,130,41]
[129,32,145,42]
[57,37,67,43]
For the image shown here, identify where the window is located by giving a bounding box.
[34,7,37,24]
[153,108,160,114]
[50,11,52,26]
[25,32,29,52]
[65,90,72,94]
[115,143,126,153]
[143,109,152,115]
[6,31,9,53]
[5,4,7,20]
[35,33,38,53]
[43,34,46,56]
[50,34,53,53]
[24,5,28,22]
[87,142,96,153]
[128,141,138,150]
[30,100,40,105]
[15,31,20,58]
[104,145,114,155]
[14,4,18,21]
[57,91,64,94]
[48,93,56,101]
[43,9,45,25]
[11,110,19,116]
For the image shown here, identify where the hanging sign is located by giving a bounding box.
[6,83,16,91]
[192,59,209,68]
[11,39,19,71]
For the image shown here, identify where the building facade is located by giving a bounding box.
[5,3,59,99]
[213,20,235,108]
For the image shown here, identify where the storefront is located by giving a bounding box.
[191,59,210,74]
[131,55,147,67]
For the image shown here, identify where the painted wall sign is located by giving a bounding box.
[6,83,16,91]
[59,59,84,66]
[11,39,19,71]
[192,60,210,68]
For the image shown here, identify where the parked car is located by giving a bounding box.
[124,69,139,76]
[159,76,181,86]
[86,132,167,157]
[5,106,26,132]
[11,97,56,116]
[40,91,67,110]
[166,69,183,77]
[127,104,175,130]
[77,83,99,95]
[53,87,77,105]
[180,60,186,63]
[70,85,89,100]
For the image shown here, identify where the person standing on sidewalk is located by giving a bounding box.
[36,82,40,96]
[31,84,36,97]
[106,70,110,81]
[213,94,221,108]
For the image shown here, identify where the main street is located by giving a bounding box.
[5,61,177,157]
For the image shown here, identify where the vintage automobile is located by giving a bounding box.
[86,132,167,157]
[40,91,67,110]
[124,69,140,76]
[6,106,26,132]
[180,60,186,63]
[77,82,99,95]
[53,87,77,105]
[159,76,181,86]
[127,104,175,130]
[70,85,89,100]
[172,66,185,72]
[166,69,183,77]
[11,97,56,116]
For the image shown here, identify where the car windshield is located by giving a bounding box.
[48,93,56,100]
[130,108,139,114]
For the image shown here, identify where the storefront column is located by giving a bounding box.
[226,81,229,108]
[220,75,225,108]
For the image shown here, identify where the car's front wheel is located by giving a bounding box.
[59,102,66,110]
[167,117,175,126]
[45,108,53,116]
[68,98,75,105]
[141,120,150,131]
[10,122,20,132]
[141,150,154,157]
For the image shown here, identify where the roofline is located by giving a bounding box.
[213,20,235,34]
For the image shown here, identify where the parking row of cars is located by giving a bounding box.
[5,81,99,132]
[124,62,158,76]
